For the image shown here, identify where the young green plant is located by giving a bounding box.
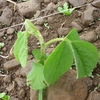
[0,43,4,48]
[44,23,50,29]
[58,2,75,16]
[13,19,99,100]
[0,93,10,100]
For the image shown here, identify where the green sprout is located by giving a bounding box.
[58,2,75,16]
[44,23,50,29]
[0,93,10,100]
[94,84,100,91]
[0,43,4,48]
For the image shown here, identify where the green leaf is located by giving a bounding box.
[27,62,47,90]
[63,2,68,9]
[71,40,99,78]
[25,19,41,39]
[0,93,6,98]
[0,93,10,100]
[68,8,75,14]
[44,40,73,85]
[32,49,41,60]
[64,8,75,16]
[58,7,63,13]
[14,31,28,67]
[58,2,75,16]
[67,28,80,41]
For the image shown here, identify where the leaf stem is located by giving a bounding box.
[39,35,45,64]
[38,89,43,100]
[45,38,64,47]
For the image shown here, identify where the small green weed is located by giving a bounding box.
[98,18,100,21]
[0,43,4,48]
[94,84,100,91]
[2,23,7,28]
[58,2,75,16]
[44,23,50,29]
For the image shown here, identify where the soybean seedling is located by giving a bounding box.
[0,93,10,100]
[58,2,75,16]
[13,19,99,100]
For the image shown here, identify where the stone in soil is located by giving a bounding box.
[68,0,86,6]
[87,91,100,100]
[57,27,70,37]
[45,2,57,10]
[44,0,51,4]
[46,48,54,54]
[18,88,25,98]
[92,0,100,8]
[3,75,11,83]
[92,75,100,86]
[15,78,26,88]
[6,82,15,92]
[7,28,15,35]
[71,21,83,32]
[8,53,15,60]
[0,7,13,26]
[10,96,18,100]
[0,31,5,37]
[82,5,96,26]
[80,31,97,42]
[2,47,7,52]
[48,17,53,23]
[3,59,20,71]
[7,35,13,40]
[95,25,100,37]
[34,10,41,18]
[36,18,45,25]
[35,25,43,32]
[47,69,88,100]
[17,0,40,18]
[20,60,33,77]
[30,89,38,100]
[0,0,7,9]
[83,77,93,87]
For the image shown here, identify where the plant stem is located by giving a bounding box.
[38,35,45,100]
[39,35,45,64]
[38,89,43,100]
[45,38,64,47]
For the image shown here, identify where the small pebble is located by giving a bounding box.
[7,28,15,35]
[3,75,11,83]
[80,31,96,42]
[3,59,20,71]
[71,21,83,32]
[18,89,25,98]
[15,78,26,88]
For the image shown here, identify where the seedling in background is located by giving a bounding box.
[44,23,50,29]
[0,43,4,48]
[2,23,7,28]
[58,2,75,16]
[94,84,100,91]
[98,18,100,21]
[13,19,99,100]
[0,93,10,100]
